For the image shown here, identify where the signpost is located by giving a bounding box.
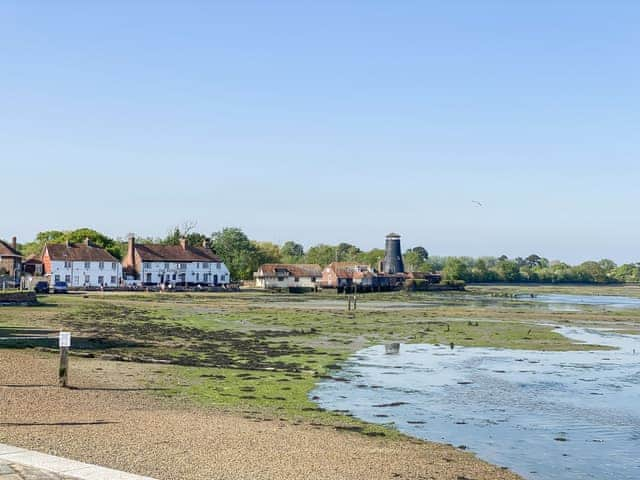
[59,332,71,387]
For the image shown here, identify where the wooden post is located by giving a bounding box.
[58,332,71,387]
[59,347,69,387]
[347,295,352,311]
[352,295,357,311]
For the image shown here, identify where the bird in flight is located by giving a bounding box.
[472,200,483,207]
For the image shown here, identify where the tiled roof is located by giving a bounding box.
[325,262,372,278]
[0,240,21,258]
[135,244,221,262]
[24,255,43,264]
[46,243,118,262]
[258,264,322,278]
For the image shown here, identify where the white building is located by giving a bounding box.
[254,264,322,289]
[122,237,230,287]
[43,239,122,288]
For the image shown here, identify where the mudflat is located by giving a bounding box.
[0,349,521,480]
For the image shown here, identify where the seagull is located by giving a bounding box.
[472,200,483,207]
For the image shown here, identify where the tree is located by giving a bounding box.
[305,244,338,266]
[335,243,361,262]
[404,247,431,272]
[280,241,304,263]
[253,241,282,265]
[356,248,386,269]
[442,257,470,282]
[496,259,521,282]
[20,228,123,259]
[163,222,207,247]
[210,227,260,281]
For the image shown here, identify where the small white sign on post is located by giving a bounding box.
[59,332,71,348]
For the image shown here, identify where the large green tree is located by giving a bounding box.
[20,228,123,259]
[210,227,261,281]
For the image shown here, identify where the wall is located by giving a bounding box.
[49,260,122,287]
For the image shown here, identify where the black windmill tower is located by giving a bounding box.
[382,233,404,274]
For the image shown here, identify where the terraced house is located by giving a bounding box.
[42,239,122,287]
[0,237,22,282]
[122,236,230,287]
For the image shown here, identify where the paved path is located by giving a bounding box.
[0,444,156,480]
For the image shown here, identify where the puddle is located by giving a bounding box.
[312,327,640,480]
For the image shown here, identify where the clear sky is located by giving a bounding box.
[1,1,638,264]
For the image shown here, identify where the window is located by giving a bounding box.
[294,277,299,282]
[202,262,208,268]
[311,277,316,283]
[111,276,116,284]
[84,262,90,269]
[98,262,104,269]
[144,262,151,269]
[112,262,117,270]
[216,263,221,269]
[84,275,90,284]
[98,276,104,285]
[65,275,71,283]
[277,276,285,282]
[196,273,199,281]
[177,263,187,270]
[64,261,72,268]
[74,276,79,285]
[55,275,60,282]
[146,273,152,283]
[203,273,209,282]
[164,263,169,270]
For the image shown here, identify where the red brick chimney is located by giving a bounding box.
[180,238,187,250]
[126,235,136,268]
[11,237,16,251]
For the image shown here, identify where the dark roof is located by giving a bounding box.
[23,255,43,265]
[257,264,322,277]
[46,243,118,262]
[0,240,21,258]
[135,244,221,262]
[386,232,401,238]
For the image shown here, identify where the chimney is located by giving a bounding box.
[11,236,16,251]
[382,233,404,274]
[84,237,90,246]
[202,238,209,249]
[179,238,187,250]
[127,234,136,268]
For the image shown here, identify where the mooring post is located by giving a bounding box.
[59,331,71,387]
[347,295,352,311]
[353,294,357,311]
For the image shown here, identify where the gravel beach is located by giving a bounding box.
[1,350,521,480]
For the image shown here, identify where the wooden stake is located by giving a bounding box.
[59,347,69,387]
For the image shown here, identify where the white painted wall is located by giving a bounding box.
[138,261,230,286]
[255,275,317,289]
[49,260,122,287]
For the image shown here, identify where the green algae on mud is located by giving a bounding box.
[0,286,636,434]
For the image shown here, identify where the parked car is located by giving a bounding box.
[34,281,49,294]
[52,281,68,294]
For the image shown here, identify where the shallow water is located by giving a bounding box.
[525,293,640,310]
[312,327,640,480]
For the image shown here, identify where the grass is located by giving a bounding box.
[1,285,639,437]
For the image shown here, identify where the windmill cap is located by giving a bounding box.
[386,232,401,238]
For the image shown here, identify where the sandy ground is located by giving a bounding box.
[1,350,521,480]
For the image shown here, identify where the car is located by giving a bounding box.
[52,281,68,294]
[34,281,49,294]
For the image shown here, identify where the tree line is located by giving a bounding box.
[10,226,640,284]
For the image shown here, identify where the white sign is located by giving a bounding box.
[59,332,71,348]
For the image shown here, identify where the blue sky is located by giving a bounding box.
[1,1,638,263]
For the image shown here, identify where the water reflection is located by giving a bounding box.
[312,327,640,480]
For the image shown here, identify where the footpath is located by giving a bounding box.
[0,444,156,480]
